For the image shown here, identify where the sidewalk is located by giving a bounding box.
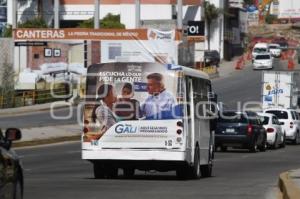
[0,101,72,116]
[0,101,80,147]
[278,169,300,199]
[14,124,81,147]
[208,57,241,80]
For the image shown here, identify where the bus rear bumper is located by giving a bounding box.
[82,149,186,161]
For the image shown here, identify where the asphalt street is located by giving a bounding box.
[16,142,300,199]
[3,58,300,199]
[212,58,299,109]
[0,107,78,129]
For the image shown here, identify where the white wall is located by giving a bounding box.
[120,4,172,29]
[120,4,135,28]
[60,5,121,20]
[14,46,27,74]
[7,0,12,24]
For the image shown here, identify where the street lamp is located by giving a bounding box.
[135,0,140,28]
[94,0,100,29]
[177,0,183,29]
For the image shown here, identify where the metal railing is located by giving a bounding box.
[0,88,68,109]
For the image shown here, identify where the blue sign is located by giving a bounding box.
[247,5,258,12]
[268,88,284,95]
[264,95,273,102]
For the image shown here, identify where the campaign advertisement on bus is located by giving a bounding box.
[82,62,185,150]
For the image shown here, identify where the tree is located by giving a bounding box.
[2,25,12,38]
[18,17,48,28]
[78,13,125,29]
[204,1,222,50]
[3,18,48,37]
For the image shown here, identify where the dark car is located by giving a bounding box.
[204,50,220,67]
[215,111,267,152]
[0,128,23,199]
[272,37,289,50]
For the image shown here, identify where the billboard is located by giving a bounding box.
[278,0,300,19]
[13,28,182,88]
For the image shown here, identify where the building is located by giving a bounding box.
[223,0,247,60]
[0,0,8,35]
[3,0,226,65]
[5,0,201,28]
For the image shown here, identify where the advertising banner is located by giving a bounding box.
[83,62,184,149]
[14,28,182,41]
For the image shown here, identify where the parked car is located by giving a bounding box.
[268,43,282,58]
[253,53,273,70]
[264,108,300,144]
[252,43,269,59]
[257,113,285,149]
[0,128,23,199]
[215,111,267,152]
[204,50,220,67]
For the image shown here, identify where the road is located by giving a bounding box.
[16,142,300,199]
[3,58,300,199]
[212,58,299,109]
[0,107,78,129]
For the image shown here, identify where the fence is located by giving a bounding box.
[0,87,69,109]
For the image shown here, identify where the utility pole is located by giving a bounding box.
[177,0,183,29]
[135,0,140,28]
[12,0,17,28]
[94,0,100,29]
[54,0,60,29]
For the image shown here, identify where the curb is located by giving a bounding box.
[13,135,81,148]
[278,171,300,199]
[0,101,72,116]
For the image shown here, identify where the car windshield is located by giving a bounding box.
[256,55,271,60]
[254,48,267,53]
[218,112,248,123]
[205,51,218,56]
[259,116,269,125]
[269,46,278,49]
[265,110,288,119]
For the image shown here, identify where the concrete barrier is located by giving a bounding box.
[278,171,300,199]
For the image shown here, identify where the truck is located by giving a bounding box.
[262,71,300,109]
[82,62,217,179]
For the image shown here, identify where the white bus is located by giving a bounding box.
[82,62,217,179]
